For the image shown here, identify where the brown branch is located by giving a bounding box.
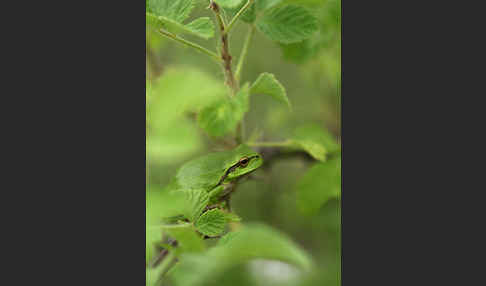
[148,239,178,268]
[210,1,237,94]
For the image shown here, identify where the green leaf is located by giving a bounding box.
[147,67,226,161]
[162,223,205,253]
[214,0,244,8]
[250,72,290,109]
[146,80,152,106]
[224,211,242,222]
[197,84,250,137]
[256,5,318,44]
[146,0,214,39]
[146,263,165,286]
[283,0,326,5]
[183,17,215,39]
[146,12,165,30]
[285,124,340,161]
[146,186,190,264]
[181,189,209,222]
[291,139,327,161]
[147,186,190,222]
[256,0,283,11]
[279,39,318,63]
[148,0,194,23]
[224,1,257,23]
[146,213,163,264]
[147,119,203,163]
[217,231,241,246]
[296,157,341,215]
[195,209,227,237]
[293,123,340,154]
[197,99,237,137]
[169,224,312,286]
[147,14,215,39]
[148,66,226,126]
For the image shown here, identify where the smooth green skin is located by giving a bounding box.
[167,144,263,201]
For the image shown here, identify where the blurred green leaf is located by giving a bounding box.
[296,157,341,215]
[147,26,167,51]
[256,5,318,44]
[146,213,163,264]
[146,186,190,264]
[147,186,190,222]
[146,263,165,286]
[146,80,151,106]
[283,0,325,6]
[279,39,317,63]
[146,120,203,163]
[195,209,228,236]
[197,84,250,137]
[197,99,238,137]
[250,72,290,109]
[146,12,165,30]
[223,211,242,222]
[146,0,215,39]
[293,123,340,154]
[214,0,244,8]
[217,231,241,246]
[147,67,226,161]
[148,67,226,126]
[170,223,312,286]
[148,0,194,23]
[162,223,206,253]
[291,139,327,161]
[282,124,340,162]
[256,0,283,11]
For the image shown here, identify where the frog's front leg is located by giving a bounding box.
[205,184,234,211]
[208,185,225,203]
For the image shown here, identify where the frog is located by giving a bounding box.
[165,144,263,211]
[148,144,262,268]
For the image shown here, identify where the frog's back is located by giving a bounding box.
[170,145,259,191]
[173,151,229,191]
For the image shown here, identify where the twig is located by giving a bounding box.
[235,25,255,81]
[226,0,254,35]
[210,1,237,93]
[157,29,221,63]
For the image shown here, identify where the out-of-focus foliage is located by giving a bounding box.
[296,157,341,215]
[250,73,291,109]
[147,0,215,39]
[256,5,318,44]
[169,224,312,286]
[146,0,341,284]
[197,84,250,137]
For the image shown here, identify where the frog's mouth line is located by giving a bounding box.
[215,155,260,186]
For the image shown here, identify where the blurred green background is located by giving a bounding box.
[147,0,340,285]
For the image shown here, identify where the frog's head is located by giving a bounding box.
[225,145,263,181]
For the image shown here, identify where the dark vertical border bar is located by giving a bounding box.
[4,0,148,284]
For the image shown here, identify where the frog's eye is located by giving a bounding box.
[239,157,249,167]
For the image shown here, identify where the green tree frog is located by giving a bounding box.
[166,144,263,206]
